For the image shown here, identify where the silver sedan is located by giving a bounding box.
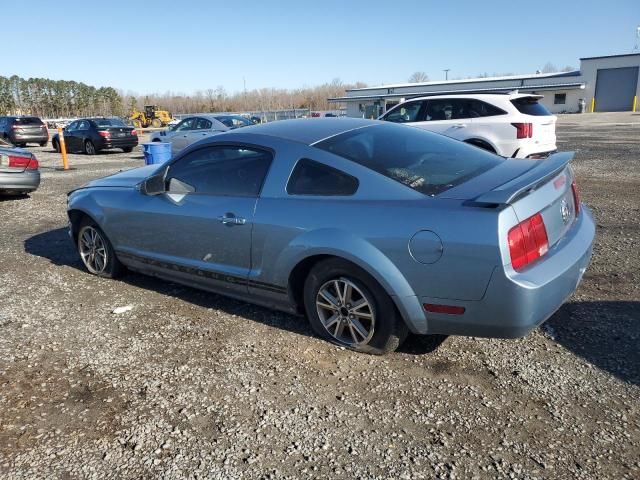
[0,139,40,195]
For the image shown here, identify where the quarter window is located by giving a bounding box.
[165,146,272,197]
[287,159,359,196]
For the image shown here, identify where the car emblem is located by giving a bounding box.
[560,198,571,224]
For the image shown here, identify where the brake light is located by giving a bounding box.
[511,122,533,139]
[571,180,581,214]
[130,129,137,136]
[98,130,111,138]
[5,155,38,170]
[508,212,549,270]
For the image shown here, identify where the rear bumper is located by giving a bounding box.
[418,206,595,338]
[513,144,558,159]
[12,133,48,143]
[0,170,41,192]
[100,138,138,149]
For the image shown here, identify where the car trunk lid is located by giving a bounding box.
[98,126,137,138]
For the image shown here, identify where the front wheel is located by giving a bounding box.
[84,140,96,155]
[52,139,61,153]
[304,259,407,355]
[77,219,124,278]
[151,118,162,128]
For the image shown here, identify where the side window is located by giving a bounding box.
[383,101,423,123]
[424,99,451,121]
[195,118,212,129]
[175,118,196,131]
[287,159,359,196]
[466,100,507,117]
[554,93,566,105]
[166,146,272,197]
[66,121,78,132]
[77,120,89,130]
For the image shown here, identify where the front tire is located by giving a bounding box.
[304,258,407,354]
[77,219,124,278]
[84,140,96,155]
[151,118,162,128]
[52,139,61,153]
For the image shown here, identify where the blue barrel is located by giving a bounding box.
[143,142,172,165]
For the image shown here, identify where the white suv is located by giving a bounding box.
[379,93,557,159]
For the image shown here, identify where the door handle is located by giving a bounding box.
[452,123,466,128]
[217,213,246,225]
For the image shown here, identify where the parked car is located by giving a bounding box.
[379,93,557,159]
[0,137,40,194]
[0,116,48,147]
[52,118,138,155]
[67,118,594,354]
[150,115,230,154]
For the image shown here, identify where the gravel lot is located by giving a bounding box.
[1,117,639,479]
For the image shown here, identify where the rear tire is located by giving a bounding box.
[39,141,47,147]
[84,140,96,155]
[122,146,133,153]
[151,118,162,128]
[77,218,124,279]
[303,258,408,355]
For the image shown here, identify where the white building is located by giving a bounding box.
[330,53,640,118]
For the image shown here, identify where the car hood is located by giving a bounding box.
[80,165,161,189]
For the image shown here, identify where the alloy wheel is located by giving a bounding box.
[315,278,375,346]
[79,226,108,274]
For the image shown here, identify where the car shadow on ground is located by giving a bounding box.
[545,301,639,386]
[0,193,30,201]
[26,229,637,370]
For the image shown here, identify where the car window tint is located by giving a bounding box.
[511,97,551,116]
[175,118,196,131]
[466,99,507,117]
[77,120,89,130]
[166,146,272,197]
[383,101,423,123]
[66,122,78,131]
[424,99,471,121]
[15,117,42,125]
[315,123,502,196]
[287,159,359,196]
[195,118,212,129]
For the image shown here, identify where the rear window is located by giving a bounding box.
[511,97,551,116]
[94,118,126,127]
[14,117,43,125]
[315,123,503,196]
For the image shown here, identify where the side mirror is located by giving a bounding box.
[140,172,166,195]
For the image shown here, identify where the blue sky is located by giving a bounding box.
[4,0,639,94]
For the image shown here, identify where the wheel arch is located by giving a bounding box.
[464,137,497,153]
[283,239,427,334]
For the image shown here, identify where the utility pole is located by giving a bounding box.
[443,69,450,81]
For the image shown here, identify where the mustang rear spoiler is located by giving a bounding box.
[474,152,574,205]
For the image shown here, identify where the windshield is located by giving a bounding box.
[315,123,503,196]
[94,118,126,127]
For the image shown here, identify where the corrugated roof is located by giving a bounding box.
[346,71,581,92]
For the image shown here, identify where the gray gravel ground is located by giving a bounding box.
[0,119,638,479]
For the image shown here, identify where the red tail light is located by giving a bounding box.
[130,129,137,136]
[5,155,38,170]
[571,180,581,214]
[508,212,549,270]
[511,122,533,139]
[98,130,111,138]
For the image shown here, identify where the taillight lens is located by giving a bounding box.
[3,155,38,170]
[511,122,533,139]
[571,180,581,214]
[98,130,111,138]
[508,212,549,271]
[130,129,137,136]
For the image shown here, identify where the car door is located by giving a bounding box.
[63,121,80,151]
[109,144,273,295]
[412,98,473,140]
[169,117,197,152]
[76,120,90,150]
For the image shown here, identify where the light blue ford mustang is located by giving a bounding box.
[67,118,595,354]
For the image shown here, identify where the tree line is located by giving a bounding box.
[0,75,366,118]
[0,75,123,118]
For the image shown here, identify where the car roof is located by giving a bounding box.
[400,93,542,102]
[236,118,376,145]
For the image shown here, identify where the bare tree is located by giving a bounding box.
[408,71,429,83]
[541,62,558,73]
[561,65,576,72]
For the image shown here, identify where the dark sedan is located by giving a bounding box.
[0,138,40,194]
[52,118,138,155]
